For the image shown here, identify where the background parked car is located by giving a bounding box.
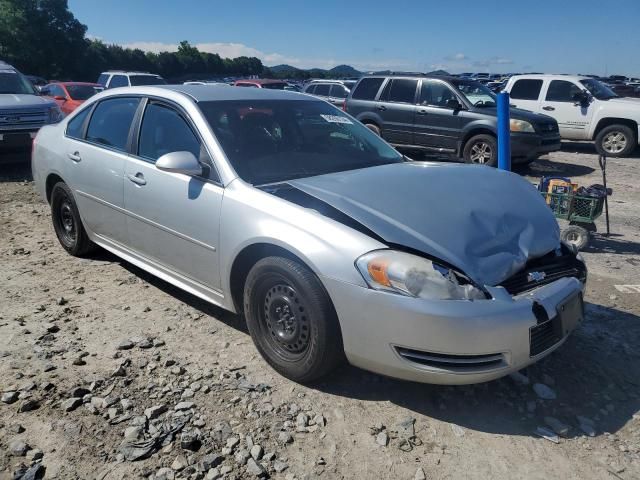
[0,60,62,158]
[504,74,640,156]
[97,71,166,89]
[303,80,356,107]
[345,73,561,166]
[234,79,289,89]
[41,82,103,115]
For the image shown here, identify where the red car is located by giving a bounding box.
[234,79,289,89]
[41,82,103,115]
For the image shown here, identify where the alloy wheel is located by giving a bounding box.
[602,131,628,154]
[470,142,492,164]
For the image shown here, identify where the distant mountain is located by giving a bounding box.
[267,63,362,79]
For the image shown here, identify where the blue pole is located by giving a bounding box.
[497,92,511,171]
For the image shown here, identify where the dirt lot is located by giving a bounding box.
[1,145,639,480]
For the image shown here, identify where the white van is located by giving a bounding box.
[504,74,640,157]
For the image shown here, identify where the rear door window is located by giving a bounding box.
[97,74,109,86]
[66,107,92,140]
[351,77,384,100]
[510,79,543,100]
[305,84,316,94]
[545,80,582,102]
[86,97,140,151]
[380,79,418,104]
[314,84,330,96]
[108,75,129,88]
[330,84,349,98]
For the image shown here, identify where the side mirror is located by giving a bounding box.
[572,91,591,106]
[446,99,462,110]
[156,151,203,176]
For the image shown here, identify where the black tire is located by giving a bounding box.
[462,134,498,166]
[561,225,590,251]
[595,124,636,157]
[50,182,96,256]
[364,123,381,136]
[243,256,344,383]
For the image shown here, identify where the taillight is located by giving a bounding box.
[342,99,347,111]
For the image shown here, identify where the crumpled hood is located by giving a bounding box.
[0,94,56,109]
[289,162,560,286]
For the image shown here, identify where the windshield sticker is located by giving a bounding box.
[320,114,353,125]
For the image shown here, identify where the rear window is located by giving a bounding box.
[351,77,384,100]
[510,79,543,100]
[261,82,287,90]
[66,84,102,100]
[129,75,166,86]
[330,84,349,98]
[108,75,128,88]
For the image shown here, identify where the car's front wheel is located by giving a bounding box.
[463,134,498,166]
[595,124,636,157]
[50,182,96,256]
[243,256,344,383]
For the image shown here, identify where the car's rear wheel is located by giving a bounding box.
[595,124,636,157]
[463,134,498,166]
[51,182,96,256]
[243,256,344,383]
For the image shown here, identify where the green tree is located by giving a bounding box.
[0,0,87,79]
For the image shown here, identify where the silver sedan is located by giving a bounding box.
[32,85,587,384]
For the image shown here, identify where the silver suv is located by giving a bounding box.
[0,61,63,158]
[303,80,357,107]
[97,71,167,89]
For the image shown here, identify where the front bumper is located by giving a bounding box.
[323,275,584,384]
[510,132,561,162]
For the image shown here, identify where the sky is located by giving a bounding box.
[68,0,640,76]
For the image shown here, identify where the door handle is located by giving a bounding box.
[542,106,555,111]
[417,109,428,115]
[127,173,147,186]
[67,151,81,162]
[376,105,387,111]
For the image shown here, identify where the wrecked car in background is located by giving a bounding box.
[32,85,587,384]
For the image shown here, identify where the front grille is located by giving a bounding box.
[0,108,48,131]
[530,317,562,356]
[395,347,506,372]
[499,249,586,296]
[536,121,559,135]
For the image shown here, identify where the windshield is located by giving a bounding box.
[453,81,496,107]
[199,99,403,185]
[0,71,36,94]
[129,75,166,86]
[580,79,618,100]
[66,84,102,100]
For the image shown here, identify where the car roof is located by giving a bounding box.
[509,74,589,81]
[235,79,286,85]
[99,84,312,102]
[102,71,161,76]
[360,73,464,83]
[52,81,102,86]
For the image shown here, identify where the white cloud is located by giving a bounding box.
[444,53,467,61]
[117,40,412,71]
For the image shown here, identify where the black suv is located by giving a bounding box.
[345,74,560,166]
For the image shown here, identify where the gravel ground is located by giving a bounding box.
[1,144,639,480]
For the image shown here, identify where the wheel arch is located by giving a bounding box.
[459,127,496,155]
[229,242,325,315]
[45,173,66,204]
[593,117,638,140]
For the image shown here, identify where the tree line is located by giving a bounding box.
[0,0,265,82]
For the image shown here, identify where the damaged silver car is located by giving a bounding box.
[32,85,587,384]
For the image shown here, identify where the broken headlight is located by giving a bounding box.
[355,250,487,300]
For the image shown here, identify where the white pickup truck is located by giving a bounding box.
[503,74,640,157]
